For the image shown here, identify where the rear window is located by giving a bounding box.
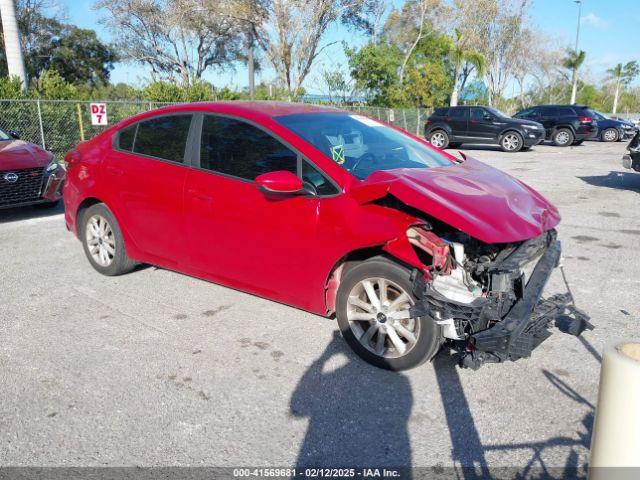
[133,115,192,163]
[117,124,136,151]
[449,108,467,119]
[557,107,576,116]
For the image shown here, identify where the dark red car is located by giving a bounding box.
[63,102,565,370]
[0,127,65,209]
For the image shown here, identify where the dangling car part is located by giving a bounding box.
[622,131,640,172]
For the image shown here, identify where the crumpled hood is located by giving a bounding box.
[0,140,52,170]
[351,157,560,244]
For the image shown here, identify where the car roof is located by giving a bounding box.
[160,101,342,117]
[536,104,590,108]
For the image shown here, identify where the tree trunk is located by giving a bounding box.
[0,0,28,90]
[247,32,255,100]
[570,68,578,104]
[612,80,620,114]
[450,63,460,106]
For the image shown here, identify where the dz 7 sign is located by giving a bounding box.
[90,103,108,126]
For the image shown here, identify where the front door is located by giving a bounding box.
[184,114,339,309]
[467,107,505,142]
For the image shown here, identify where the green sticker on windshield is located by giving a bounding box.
[331,145,345,164]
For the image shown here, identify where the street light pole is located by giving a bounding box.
[570,0,582,104]
[0,0,28,90]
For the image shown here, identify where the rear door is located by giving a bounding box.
[183,114,340,309]
[539,107,559,135]
[445,107,468,138]
[104,114,194,266]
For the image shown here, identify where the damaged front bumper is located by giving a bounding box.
[410,230,593,369]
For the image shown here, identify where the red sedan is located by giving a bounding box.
[63,102,565,370]
[0,127,65,209]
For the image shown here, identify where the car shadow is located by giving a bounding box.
[577,171,640,193]
[292,331,596,478]
[0,201,64,224]
[290,330,413,471]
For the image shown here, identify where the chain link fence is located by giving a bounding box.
[0,99,433,161]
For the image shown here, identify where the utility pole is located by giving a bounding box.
[570,0,582,104]
[0,0,28,90]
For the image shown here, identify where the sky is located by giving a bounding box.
[55,0,640,93]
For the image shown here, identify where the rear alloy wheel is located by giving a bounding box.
[80,203,137,276]
[500,132,523,152]
[429,130,449,149]
[602,128,619,142]
[336,257,441,371]
[552,128,574,147]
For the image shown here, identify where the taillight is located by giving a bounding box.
[64,151,81,168]
[579,116,593,123]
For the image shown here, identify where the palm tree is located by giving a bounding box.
[449,29,486,106]
[606,61,639,114]
[563,49,585,104]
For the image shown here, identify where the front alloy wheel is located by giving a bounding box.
[602,128,618,142]
[501,132,523,152]
[346,277,419,359]
[336,257,441,370]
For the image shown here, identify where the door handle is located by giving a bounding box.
[187,188,213,203]
[106,165,123,176]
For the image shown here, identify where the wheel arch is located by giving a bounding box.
[426,124,452,137]
[499,128,524,140]
[323,245,421,316]
[75,196,138,260]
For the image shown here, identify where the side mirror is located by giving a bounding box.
[9,130,20,139]
[255,170,304,195]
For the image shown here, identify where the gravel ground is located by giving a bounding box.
[0,140,638,475]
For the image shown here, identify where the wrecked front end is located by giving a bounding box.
[403,225,591,369]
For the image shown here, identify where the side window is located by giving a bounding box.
[117,124,137,151]
[558,107,576,116]
[200,115,297,180]
[469,108,486,121]
[301,161,339,196]
[540,107,558,117]
[134,115,193,163]
[516,108,535,119]
[449,108,467,119]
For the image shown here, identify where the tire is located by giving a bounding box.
[80,203,137,276]
[428,130,450,149]
[552,128,574,147]
[336,257,441,371]
[500,131,524,152]
[601,128,618,142]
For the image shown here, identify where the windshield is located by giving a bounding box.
[485,107,511,119]
[0,128,10,141]
[274,112,452,180]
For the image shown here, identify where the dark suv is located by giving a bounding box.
[513,105,598,146]
[424,106,545,152]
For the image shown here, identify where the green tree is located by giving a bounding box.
[0,2,116,86]
[563,49,586,104]
[447,29,486,106]
[606,61,639,114]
